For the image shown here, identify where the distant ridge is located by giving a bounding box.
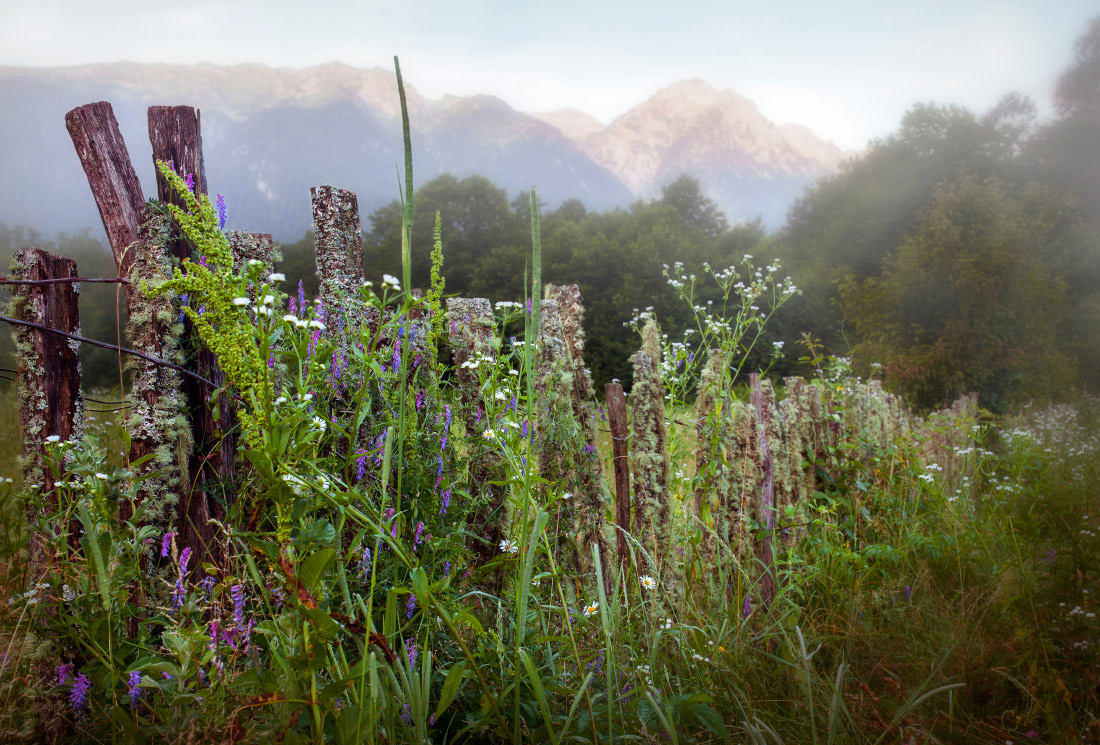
[0,62,848,240]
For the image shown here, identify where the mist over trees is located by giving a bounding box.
[4,16,1100,412]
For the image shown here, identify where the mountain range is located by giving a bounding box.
[0,61,849,242]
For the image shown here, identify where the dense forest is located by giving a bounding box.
[4,18,1100,412]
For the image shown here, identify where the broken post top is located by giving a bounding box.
[65,102,146,279]
[148,106,208,204]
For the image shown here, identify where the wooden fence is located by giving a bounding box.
[4,99,980,604]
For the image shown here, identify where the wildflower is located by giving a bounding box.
[482,428,497,440]
[904,584,912,603]
[256,305,271,316]
[232,297,250,307]
[405,638,417,669]
[230,584,246,627]
[215,194,227,229]
[161,531,175,558]
[275,395,288,405]
[184,172,195,192]
[401,703,412,724]
[282,314,297,324]
[441,404,451,452]
[294,318,309,329]
[499,538,519,554]
[640,575,657,590]
[269,272,286,283]
[561,491,572,500]
[70,672,91,713]
[583,601,599,618]
[358,545,372,580]
[301,392,314,402]
[309,319,326,330]
[310,416,327,432]
[414,521,425,547]
[57,663,74,685]
[742,595,752,618]
[441,489,451,516]
[94,472,109,480]
[45,435,61,444]
[406,594,416,619]
[127,670,141,710]
[262,294,275,306]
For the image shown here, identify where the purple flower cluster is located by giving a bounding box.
[441,405,451,452]
[440,489,451,516]
[184,173,195,193]
[358,545,373,580]
[215,194,227,230]
[414,521,425,549]
[57,663,74,685]
[406,593,416,620]
[127,670,141,710]
[355,449,368,483]
[405,638,417,669]
[231,584,246,628]
[161,531,175,558]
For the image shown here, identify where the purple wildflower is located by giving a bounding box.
[272,586,285,609]
[57,663,74,686]
[289,297,298,317]
[298,280,305,313]
[356,450,368,482]
[584,442,595,455]
[171,577,186,614]
[414,521,425,547]
[69,672,90,714]
[215,194,227,230]
[521,419,529,438]
[434,457,444,491]
[444,561,451,577]
[406,593,416,619]
[742,595,752,618]
[180,547,192,574]
[416,390,424,410]
[199,575,215,599]
[405,638,417,669]
[184,173,195,193]
[441,489,451,516]
[526,298,532,314]
[441,405,451,452]
[178,293,189,324]
[475,408,482,424]
[358,545,372,580]
[161,531,175,558]
[392,339,401,374]
[1047,548,1056,562]
[904,585,912,603]
[127,670,141,710]
[401,704,412,724]
[230,584,246,627]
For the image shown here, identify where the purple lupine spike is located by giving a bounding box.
[215,194,227,230]
[70,672,90,714]
[185,173,195,193]
[128,670,141,710]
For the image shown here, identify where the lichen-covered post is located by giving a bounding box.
[750,373,777,607]
[629,318,672,577]
[124,214,191,526]
[9,248,83,579]
[446,297,505,570]
[606,382,632,569]
[148,105,233,571]
[312,186,366,341]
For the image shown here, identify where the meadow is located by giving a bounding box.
[1,68,1098,745]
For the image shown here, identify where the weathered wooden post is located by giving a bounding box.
[446,297,504,569]
[9,248,82,579]
[312,185,367,338]
[66,101,190,527]
[606,382,632,569]
[628,319,671,573]
[148,105,233,569]
[750,373,776,607]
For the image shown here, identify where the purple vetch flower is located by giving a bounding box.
[161,531,175,558]
[162,672,174,681]
[526,298,532,314]
[688,351,694,364]
[414,521,425,548]
[441,489,451,516]
[215,194,227,230]
[521,419,529,438]
[167,159,175,173]
[413,353,421,369]
[298,280,305,313]
[197,255,209,268]
[434,457,444,491]
[742,595,752,618]
[70,672,90,714]
[57,663,74,686]
[272,586,285,609]
[199,575,215,599]
[406,593,416,619]
[230,584,246,627]
[180,547,192,574]
[289,297,298,317]
[268,353,276,369]
[443,561,451,577]
[405,638,417,669]
[598,403,606,422]
[441,405,451,452]
[904,585,912,603]
[178,293,189,324]
[358,545,373,580]
[584,442,595,455]
[509,395,517,413]
[171,577,186,614]
[355,450,368,482]
[208,619,221,650]
[415,390,423,410]
[184,173,195,193]
[198,667,206,687]
[128,670,141,710]
[401,703,412,724]
[392,338,401,374]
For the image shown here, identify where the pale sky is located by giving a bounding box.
[0,0,1094,150]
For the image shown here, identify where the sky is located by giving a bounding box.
[0,0,1095,150]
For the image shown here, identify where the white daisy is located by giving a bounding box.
[499,538,519,554]
[268,273,286,283]
[482,429,497,440]
[45,435,61,444]
[640,575,657,590]
[232,297,251,307]
[583,601,599,618]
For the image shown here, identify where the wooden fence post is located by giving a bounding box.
[750,373,776,607]
[628,319,671,577]
[606,382,631,569]
[66,102,189,527]
[148,105,233,571]
[312,185,366,339]
[10,248,82,580]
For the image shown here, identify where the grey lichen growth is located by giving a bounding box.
[628,318,672,578]
[312,186,367,350]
